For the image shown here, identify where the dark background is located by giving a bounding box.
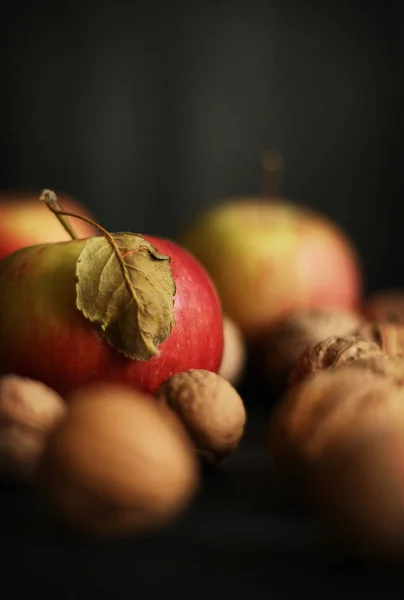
[1,1,404,597]
[0,0,403,292]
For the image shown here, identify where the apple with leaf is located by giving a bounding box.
[0,191,224,395]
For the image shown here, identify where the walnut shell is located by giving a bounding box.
[219,314,247,386]
[363,290,404,323]
[36,383,199,538]
[354,321,404,357]
[289,335,382,388]
[155,369,246,464]
[269,368,404,475]
[0,375,67,482]
[309,418,404,558]
[261,308,364,391]
[270,368,404,558]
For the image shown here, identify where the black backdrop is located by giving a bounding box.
[1,2,404,598]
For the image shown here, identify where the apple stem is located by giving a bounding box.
[261,151,284,198]
[40,189,144,303]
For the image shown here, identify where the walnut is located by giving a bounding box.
[310,425,404,558]
[269,368,404,557]
[261,308,365,391]
[0,375,67,482]
[289,335,382,388]
[268,368,403,475]
[155,369,246,464]
[219,314,247,386]
[363,290,404,323]
[36,383,199,538]
[354,321,404,357]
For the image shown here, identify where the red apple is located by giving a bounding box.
[0,226,223,396]
[0,190,97,260]
[181,198,362,342]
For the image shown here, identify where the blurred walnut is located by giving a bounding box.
[261,307,364,391]
[269,368,404,557]
[354,321,404,357]
[309,417,404,558]
[36,383,199,538]
[155,369,246,464]
[363,290,404,323]
[289,335,382,388]
[268,368,403,475]
[219,314,247,386]
[0,375,67,482]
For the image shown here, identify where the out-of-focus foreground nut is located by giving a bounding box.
[309,426,404,558]
[219,314,247,386]
[268,368,403,475]
[155,369,246,464]
[0,375,67,482]
[261,308,364,391]
[289,335,382,387]
[269,368,404,558]
[35,383,199,538]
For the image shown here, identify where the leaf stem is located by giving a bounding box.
[40,189,137,303]
[40,189,80,239]
[261,151,284,198]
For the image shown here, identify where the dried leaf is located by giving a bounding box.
[76,233,176,360]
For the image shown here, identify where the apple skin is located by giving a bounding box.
[0,235,224,396]
[181,198,362,341]
[0,190,97,260]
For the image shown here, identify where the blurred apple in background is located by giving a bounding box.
[0,190,97,260]
[181,154,362,343]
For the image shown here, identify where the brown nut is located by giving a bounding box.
[155,369,246,464]
[36,383,199,538]
[289,335,382,388]
[219,315,247,386]
[309,423,404,559]
[270,368,404,558]
[363,290,404,323]
[0,375,67,482]
[354,321,404,357]
[268,368,403,476]
[261,308,364,391]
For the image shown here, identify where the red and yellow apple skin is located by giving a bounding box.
[0,191,97,260]
[0,236,224,396]
[181,198,362,341]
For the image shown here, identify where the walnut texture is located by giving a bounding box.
[155,369,246,464]
[289,335,382,388]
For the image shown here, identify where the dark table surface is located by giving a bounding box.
[2,378,404,600]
